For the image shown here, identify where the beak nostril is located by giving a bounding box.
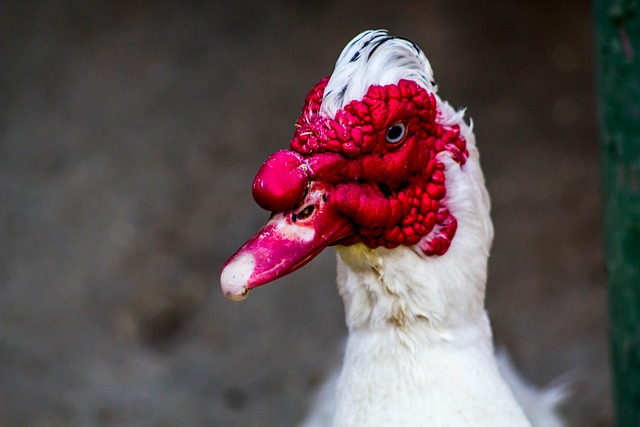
[296,205,315,221]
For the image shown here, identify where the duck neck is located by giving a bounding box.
[335,242,489,337]
[332,244,530,427]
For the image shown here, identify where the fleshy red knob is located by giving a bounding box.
[252,150,308,212]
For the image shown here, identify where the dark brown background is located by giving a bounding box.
[0,1,609,426]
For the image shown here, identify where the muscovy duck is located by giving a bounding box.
[221,30,565,427]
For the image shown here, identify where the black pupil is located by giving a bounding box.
[387,125,403,141]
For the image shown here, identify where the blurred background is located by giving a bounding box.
[0,1,608,426]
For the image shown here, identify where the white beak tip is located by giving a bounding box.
[220,252,256,302]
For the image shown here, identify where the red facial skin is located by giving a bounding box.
[221,78,468,300]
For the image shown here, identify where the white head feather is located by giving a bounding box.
[321,30,465,130]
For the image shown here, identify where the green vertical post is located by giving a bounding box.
[595,0,640,425]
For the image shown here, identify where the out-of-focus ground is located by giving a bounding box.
[0,1,609,426]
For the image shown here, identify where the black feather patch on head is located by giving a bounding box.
[338,84,348,98]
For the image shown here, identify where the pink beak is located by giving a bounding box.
[220,182,353,301]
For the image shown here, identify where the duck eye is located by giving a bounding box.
[385,122,406,144]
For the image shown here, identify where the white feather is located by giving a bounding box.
[300,349,569,427]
